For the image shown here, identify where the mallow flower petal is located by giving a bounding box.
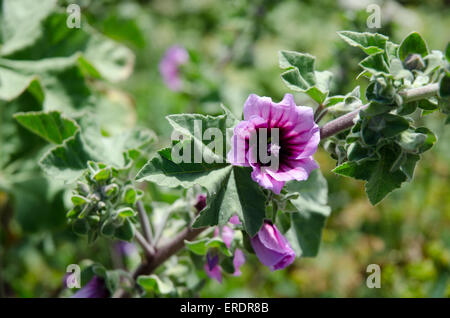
[250,221,296,271]
[71,276,109,298]
[250,235,289,271]
[221,225,234,249]
[233,248,246,276]
[204,263,222,283]
[229,215,241,225]
[251,167,285,195]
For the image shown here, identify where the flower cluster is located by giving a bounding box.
[204,215,246,282]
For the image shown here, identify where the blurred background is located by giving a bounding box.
[1,0,449,297]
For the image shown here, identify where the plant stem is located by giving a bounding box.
[136,200,153,245]
[134,231,155,256]
[115,225,206,298]
[398,83,439,102]
[137,226,206,276]
[319,83,440,140]
[319,103,369,139]
[314,103,324,121]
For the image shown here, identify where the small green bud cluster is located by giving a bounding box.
[67,161,142,243]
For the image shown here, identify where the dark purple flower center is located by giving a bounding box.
[206,252,219,270]
[252,126,297,168]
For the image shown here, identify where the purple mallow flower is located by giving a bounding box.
[250,221,295,271]
[159,45,189,91]
[205,216,245,282]
[71,276,109,298]
[227,93,320,194]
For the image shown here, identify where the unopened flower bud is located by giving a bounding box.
[404,53,425,71]
[194,194,207,212]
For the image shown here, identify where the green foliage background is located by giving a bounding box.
[1,0,449,297]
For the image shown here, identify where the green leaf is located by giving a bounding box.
[325,95,345,107]
[418,98,439,111]
[0,56,93,111]
[347,142,370,162]
[71,195,89,206]
[104,270,123,295]
[284,169,331,257]
[185,237,231,257]
[137,275,174,295]
[0,0,57,56]
[10,175,65,232]
[117,207,136,218]
[333,146,409,205]
[93,167,111,181]
[101,221,116,237]
[400,154,420,182]
[415,127,437,153]
[364,102,392,116]
[386,41,399,58]
[279,51,316,87]
[123,187,137,205]
[136,148,231,188]
[397,102,417,116]
[39,116,155,182]
[39,132,98,182]
[359,52,390,75]
[1,2,134,83]
[0,66,40,101]
[114,218,135,242]
[424,51,445,75]
[439,74,450,98]
[361,113,410,145]
[220,256,236,274]
[279,50,331,103]
[398,32,429,61]
[73,219,89,236]
[13,111,78,144]
[337,31,388,55]
[220,103,240,129]
[193,166,266,237]
[397,130,427,153]
[166,113,229,163]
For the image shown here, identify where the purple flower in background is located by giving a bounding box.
[215,225,234,249]
[227,93,320,194]
[229,214,240,225]
[71,276,109,298]
[113,241,140,270]
[232,248,246,276]
[204,252,223,283]
[159,45,189,91]
[194,193,207,212]
[114,241,137,257]
[204,216,245,282]
[250,221,295,271]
